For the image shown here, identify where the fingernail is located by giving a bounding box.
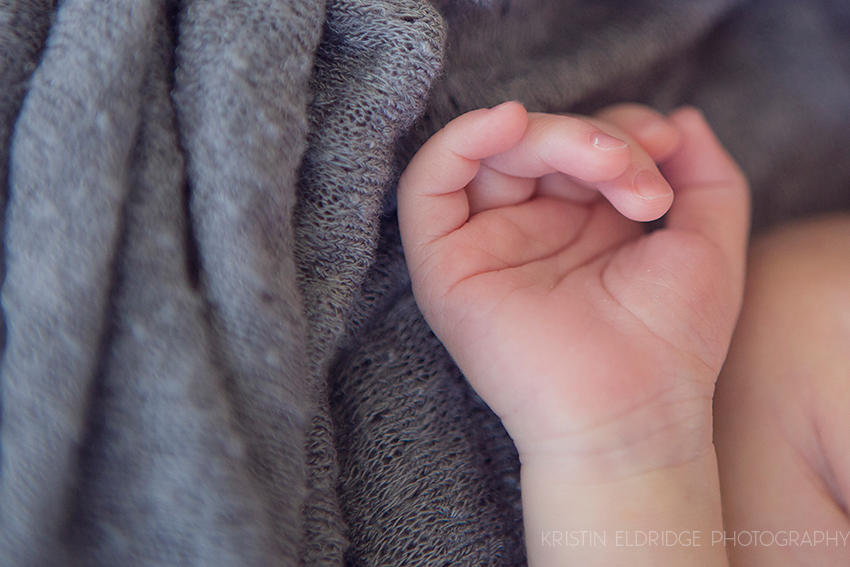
[592,132,629,151]
[635,170,670,199]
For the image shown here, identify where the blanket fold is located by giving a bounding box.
[72,5,277,565]
[1,1,158,563]
[173,0,324,563]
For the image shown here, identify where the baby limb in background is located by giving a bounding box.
[398,101,749,566]
[715,213,850,566]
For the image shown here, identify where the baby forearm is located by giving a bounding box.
[521,448,729,566]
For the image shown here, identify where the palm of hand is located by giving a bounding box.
[399,104,749,474]
[417,192,731,467]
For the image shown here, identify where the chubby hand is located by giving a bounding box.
[398,102,750,482]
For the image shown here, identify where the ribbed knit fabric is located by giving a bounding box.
[1,0,849,565]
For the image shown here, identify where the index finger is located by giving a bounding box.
[398,102,633,254]
[397,102,529,255]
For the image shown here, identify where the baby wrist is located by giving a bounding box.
[509,392,714,485]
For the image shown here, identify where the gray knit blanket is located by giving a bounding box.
[1,0,849,565]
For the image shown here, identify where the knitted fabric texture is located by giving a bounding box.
[1,0,849,565]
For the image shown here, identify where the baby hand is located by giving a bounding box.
[398,103,750,482]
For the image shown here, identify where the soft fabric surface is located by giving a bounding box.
[0,0,848,565]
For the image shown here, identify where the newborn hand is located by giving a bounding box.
[398,102,749,481]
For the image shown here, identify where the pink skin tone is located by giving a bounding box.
[398,101,750,566]
[715,215,850,566]
[398,101,749,477]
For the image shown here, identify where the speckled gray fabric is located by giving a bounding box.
[0,0,849,565]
